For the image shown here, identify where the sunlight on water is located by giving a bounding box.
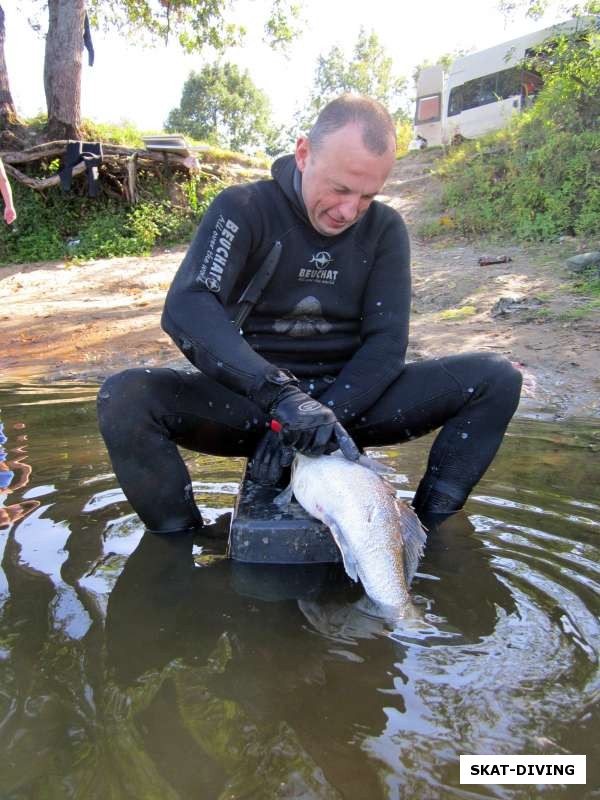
[0,383,598,799]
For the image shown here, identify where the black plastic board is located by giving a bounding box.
[228,468,341,565]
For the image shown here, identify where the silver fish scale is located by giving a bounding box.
[291,452,422,613]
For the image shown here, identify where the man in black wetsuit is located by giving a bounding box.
[97,94,522,535]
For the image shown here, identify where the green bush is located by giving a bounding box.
[428,22,600,243]
[438,126,600,242]
[0,179,219,265]
[0,129,231,266]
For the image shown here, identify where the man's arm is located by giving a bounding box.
[161,185,294,411]
[317,212,411,422]
[0,159,16,225]
[162,184,360,460]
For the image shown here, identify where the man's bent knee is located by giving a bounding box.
[98,368,174,418]
[96,368,177,446]
[480,353,523,414]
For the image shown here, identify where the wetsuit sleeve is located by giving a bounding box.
[161,187,293,410]
[317,213,411,423]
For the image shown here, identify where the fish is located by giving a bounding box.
[277,451,427,617]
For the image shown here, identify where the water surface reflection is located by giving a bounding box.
[0,383,598,799]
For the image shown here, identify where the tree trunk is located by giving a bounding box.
[0,4,19,128]
[44,0,85,141]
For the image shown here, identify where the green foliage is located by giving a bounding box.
[498,0,600,21]
[572,267,600,296]
[263,0,303,51]
[525,18,600,133]
[0,150,225,265]
[86,0,301,53]
[498,0,552,19]
[87,0,240,52]
[23,113,51,135]
[80,118,147,148]
[555,299,600,319]
[297,28,409,132]
[30,114,190,150]
[416,218,453,240]
[429,20,600,242]
[396,120,414,156]
[166,63,274,153]
[438,305,477,320]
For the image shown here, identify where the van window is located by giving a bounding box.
[415,93,441,123]
[496,67,523,99]
[447,66,524,116]
[520,69,543,98]
[448,85,462,117]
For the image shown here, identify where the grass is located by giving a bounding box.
[572,271,600,297]
[556,301,600,321]
[438,305,477,320]
[0,118,258,265]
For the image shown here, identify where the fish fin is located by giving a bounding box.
[328,449,393,475]
[357,454,394,475]
[323,514,359,582]
[273,483,294,509]
[394,499,427,586]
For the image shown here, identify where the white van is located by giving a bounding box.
[412,16,597,148]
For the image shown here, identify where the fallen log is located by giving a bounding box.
[1,140,194,166]
[0,141,201,194]
[3,160,86,190]
[0,140,255,197]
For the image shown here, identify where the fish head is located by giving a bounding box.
[290,451,318,491]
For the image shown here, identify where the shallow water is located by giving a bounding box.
[0,382,598,800]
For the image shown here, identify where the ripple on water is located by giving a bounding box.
[0,386,598,799]
[359,485,600,797]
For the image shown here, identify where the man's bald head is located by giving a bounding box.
[307,94,396,157]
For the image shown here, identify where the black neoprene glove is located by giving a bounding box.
[270,386,361,460]
[270,386,336,455]
[249,429,294,485]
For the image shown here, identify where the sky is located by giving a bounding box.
[5,0,571,132]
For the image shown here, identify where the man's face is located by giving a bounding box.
[295,123,396,237]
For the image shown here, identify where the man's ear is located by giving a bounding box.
[295,136,310,172]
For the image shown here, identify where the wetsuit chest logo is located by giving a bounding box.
[298,251,339,285]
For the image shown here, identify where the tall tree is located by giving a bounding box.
[44,0,86,140]
[0,4,19,128]
[34,0,302,140]
[166,62,273,152]
[297,28,409,133]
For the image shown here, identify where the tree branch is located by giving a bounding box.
[4,160,86,189]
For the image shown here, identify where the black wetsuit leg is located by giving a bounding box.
[97,367,268,533]
[98,353,521,533]
[348,352,522,517]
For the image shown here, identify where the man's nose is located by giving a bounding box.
[337,195,361,221]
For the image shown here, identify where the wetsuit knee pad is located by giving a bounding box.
[97,368,177,434]
[481,353,523,413]
[463,352,522,413]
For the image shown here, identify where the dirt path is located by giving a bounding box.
[1,156,599,419]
